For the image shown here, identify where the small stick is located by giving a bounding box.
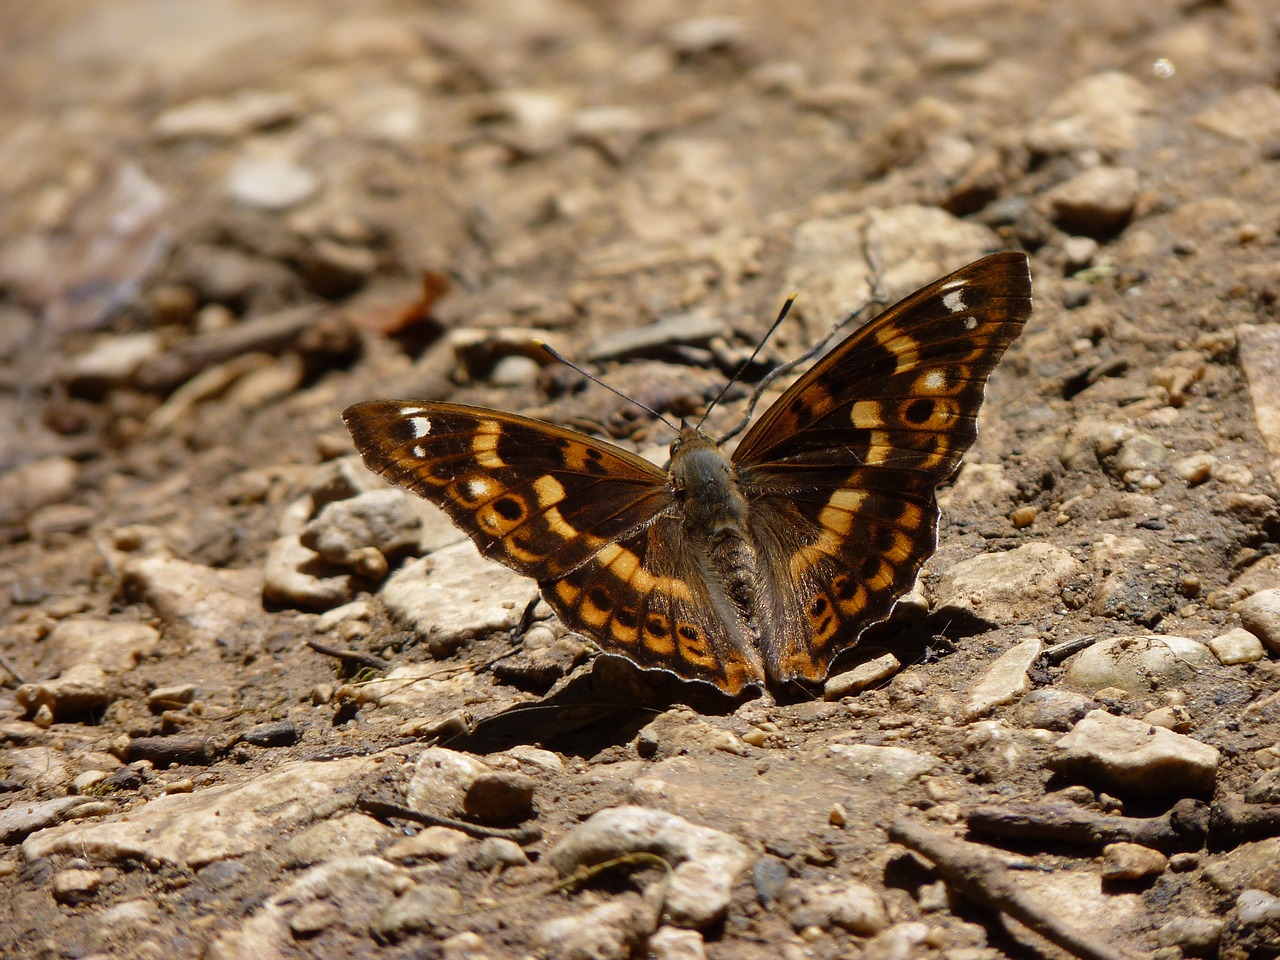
[356,795,541,845]
[306,639,391,673]
[889,817,1137,960]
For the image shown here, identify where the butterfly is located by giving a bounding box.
[343,252,1032,695]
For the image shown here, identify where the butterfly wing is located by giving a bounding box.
[731,252,1033,685]
[343,401,672,582]
[343,400,766,692]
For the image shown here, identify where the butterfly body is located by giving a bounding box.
[344,252,1033,695]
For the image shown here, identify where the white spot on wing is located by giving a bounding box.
[964,316,978,330]
[467,478,491,499]
[412,445,426,458]
[409,417,431,439]
[922,370,947,392]
[942,289,966,314]
[399,405,426,416]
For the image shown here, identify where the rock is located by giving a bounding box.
[1237,589,1280,654]
[646,926,706,960]
[281,813,389,867]
[1100,842,1168,881]
[786,880,890,934]
[1063,635,1216,694]
[1045,166,1140,236]
[1051,709,1220,798]
[120,555,265,645]
[463,771,536,824]
[262,534,354,609]
[546,806,756,931]
[0,797,104,844]
[1194,85,1280,144]
[440,932,493,960]
[154,90,302,140]
[824,653,901,699]
[1155,916,1223,956]
[963,637,1043,719]
[933,543,1086,624]
[468,837,529,870]
[666,16,745,55]
[52,867,102,905]
[1025,71,1153,156]
[1018,688,1099,731]
[406,747,493,819]
[17,662,114,721]
[385,826,472,862]
[0,456,79,523]
[583,310,727,363]
[1111,432,1167,477]
[301,489,425,570]
[1237,888,1280,923]
[1209,627,1266,665]
[43,619,160,673]
[374,883,463,941]
[226,154,318,211]
[862,921,932,960]
[1236,324,1280,481]
[535,895,655,960]
[825,744,939,789]
[1245,768,1280,805]
[380,545,539,659]
[62,332,163,395]
[299,239,377,298]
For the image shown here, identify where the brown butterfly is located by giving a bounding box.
[343,252,1032,695]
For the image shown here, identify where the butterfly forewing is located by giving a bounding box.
[343,401,672,581]
[733,252,1033,684]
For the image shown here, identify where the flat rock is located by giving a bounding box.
[121,555,266,643]
[406,747,493,819]
[262,534,355,609]
[825,744,940,789]
[1236,589,1280,654]
[933,543,1085,624]
[1236,324,1280,480]
[1024,71,1153,155]
[1209,627,1266,665]
[963,637,1043,719]
[1051,709,1220,798]
[380,543,538,658]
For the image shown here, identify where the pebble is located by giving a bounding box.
[1018,688,1099,731]
[1111,432,1167,476]
[963,637,1043,719]
[17,662,114,721]
[1194,85,1280,143]
[407,747,493,820]
[1010,505,1037,528]
[1025,71,1153,156]
[262,534,354,609]
[1063,635,1215,694]
[301,489,425,569]
[786,880,889,935]
[546,806,756,931]
[665,16,745,55]
[932,543,1086,624]
[467,837,529,870]
[1237,888,1280,924]
[1154,916,1223,955]
[52,867,102,905]
[1045,166,1140,236]
[862,921,932,960]
[823,653,901,699]
[1100,842,1168,881]
[826,744,940,788]
[385,826,472,862]
[226,154,319,211]
[62,332,163,394]
[1236,589,1280,654]
[440,932,493,960]
[45,619,160,673]
[463,771,536,824]
[1174,452,1215,484]
[120,555,265,644]
[1052,709,1220,797]
[646,926,706,960]
[535,895,655,960]
[1062,235,1099,270]
[1245,768,1280,804]
[379,545,538,659]
[153,90,302,140]
[373,882,463,942]
[0,456,79,523]
[1208,627,1266,665]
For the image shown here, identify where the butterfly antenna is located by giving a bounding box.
[536,341,680,434]
[697,294,797,433]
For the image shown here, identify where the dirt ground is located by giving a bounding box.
[3,2,1280,959]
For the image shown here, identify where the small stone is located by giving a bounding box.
[1245,768,1280,804]
[535,896,655,960]
[666,16,745,55]
[646,926,706,960]
[826,744,940,788]
[1101,842,1168,881]
[1155,915,1223,955]
[407,747,493,819]
[1208,628,1266,665]
[1010,505,1037,528]
[1112,433,1167,476]
[386,826,472,862]
[1063,235,1099,271]
[0,456,79,523]
[1236,590,1280,654]
[468,837,530,870]
[301,490,425,569]
[288,901,339,937]
[300,239,377,297]
[1194,85,1280,144]
[1063,635,1216,694]
[1169,853,1201,873]
[1052,709,1220,798]
[17,663,114,721]
[1025,72,1153,156]
[823,653,901,699]
[374,883,463,942]
[62,333,163,395]
[933,543,1086,624]
[828,803,848,828]
[154,90,302,140]
[463,771,536,824]
[440,932,492,960]
[1046,166,1140,236]
[666,858,737,929]
[1018,688,1099,731]
[262,535,354,609]
[52,868,102,904]
[787,880,890,935]
[1237,889,1280,924]
[226,154,318,211]
[963,638,1043,719]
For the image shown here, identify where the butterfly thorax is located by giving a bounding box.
[667,428,761,639]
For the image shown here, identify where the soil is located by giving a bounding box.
[2,2,1280,959]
